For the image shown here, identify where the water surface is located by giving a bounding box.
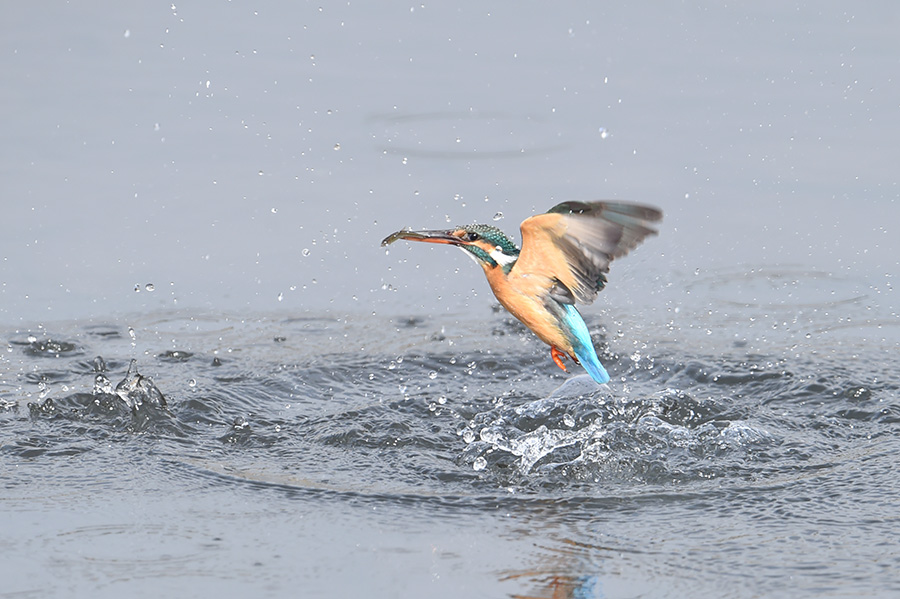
[3,2,900,597]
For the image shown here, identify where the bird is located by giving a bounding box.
[381,201,662,384]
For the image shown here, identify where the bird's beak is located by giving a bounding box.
[381,229,465,247]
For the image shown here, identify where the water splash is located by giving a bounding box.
[115,359,167,410]
[459,375,774,484]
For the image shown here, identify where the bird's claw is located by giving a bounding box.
[551,347,569,372]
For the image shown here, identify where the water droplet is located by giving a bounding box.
[302,248,311,257]
[277,292,283,302]
[563,413,575,428]
[271,207,278,214]
[145,283,155,292]
[473,457,487,471]
[333,143,341,150]
[428,371,437,380]
[188,379,196,387]
[598,127,609,139]
[134,284,141,292]
[492,212,503,221]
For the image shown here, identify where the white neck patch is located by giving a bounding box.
[490,246,517,267]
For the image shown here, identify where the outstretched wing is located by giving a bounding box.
[512,201,662,305]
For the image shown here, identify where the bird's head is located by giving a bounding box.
[382,224,520,272]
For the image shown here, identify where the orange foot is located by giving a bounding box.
[551,346,569,372]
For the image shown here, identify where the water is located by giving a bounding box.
[3,2,900,597]
[4,267,899,597]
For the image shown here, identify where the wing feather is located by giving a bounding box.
[513,201,662,305]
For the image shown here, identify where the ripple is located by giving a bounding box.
[12,336,81,358]
[3,310,898,509]
[686,266,867,309]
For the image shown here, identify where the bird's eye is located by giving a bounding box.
[466,232,480,241]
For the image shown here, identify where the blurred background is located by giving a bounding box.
[3,1,897,326]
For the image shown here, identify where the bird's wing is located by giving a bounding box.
[512,201,662,305]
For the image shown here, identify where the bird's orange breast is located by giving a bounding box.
[481,263,575,356]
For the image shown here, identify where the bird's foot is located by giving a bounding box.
[551,346,569,372]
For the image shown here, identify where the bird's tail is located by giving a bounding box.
[561,304,610,384]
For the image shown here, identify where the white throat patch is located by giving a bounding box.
[457,246,483,266]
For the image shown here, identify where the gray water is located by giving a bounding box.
[3,2,900,598]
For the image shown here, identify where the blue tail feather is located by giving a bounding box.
[560,304,610,384]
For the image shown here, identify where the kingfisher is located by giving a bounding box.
[381,201,662,384]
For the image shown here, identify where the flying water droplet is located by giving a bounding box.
[145,283,155,292]
[473,457,487,471]
[302,248,311,257]
[492,212,503,221]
